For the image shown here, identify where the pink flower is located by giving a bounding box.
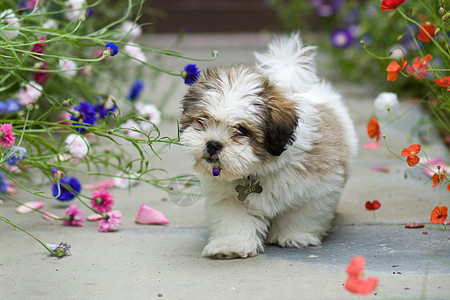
[62,204,85,226]
[18,81,42,106]
[406,54,432,80]
[90,188,114,213]
[344,257,378,295]
[99,210,122,232]
[31,36,47,57]
[0,123,15,148]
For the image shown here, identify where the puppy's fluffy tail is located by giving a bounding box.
[254,33,319,93]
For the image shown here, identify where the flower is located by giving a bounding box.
[94,96,117,119]
[417,22,435,43]
[65,0,86,21]
[401,144,421,167]
[380,0,405,10]
[52,176,82,201]
[121,119,143,139]
[34,63,50,85]
[48,242,72,257]
[0,9,20,39]
[406,54,433,80]
[128,79,145,101]
[432,172,446,188]
[367,117,381,139]
[70,102,97,133]
[18,81,42,106]
[0,172,10,193]
[31,36,48,57]
[430,206,448,224]
[183,64,201,85]
[135,103,161,131]
[434,76,450,87]
[365,200,381,211]
[99,210,122,232]
[330,28,353,48]
[344,256,378,295]
[64,133,89,158]
[310,0,343,16]
[135,204,169,225]
[386,56,407,81]
[0,98,20,114]
[104,42,119,56]
[6,146,27,165]
[59,59,78,77]
[0,123,15,148]
[91,188,114,213]
[62,204,85,226]
[119,21,142,40]
[124,42,147,63]
[374,92,399,117]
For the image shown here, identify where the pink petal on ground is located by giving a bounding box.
[135,204,169,225]
[364,141,380,150]
[371,165,390,173]
[84,179,115,190]
[42,212,60,221]
[16,201,45,213]
[7,187,19,194]
[87,213,103,221]
[423,158,448,178]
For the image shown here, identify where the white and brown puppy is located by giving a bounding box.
[180,33,358,259]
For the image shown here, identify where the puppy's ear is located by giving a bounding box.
[261,81,298,156]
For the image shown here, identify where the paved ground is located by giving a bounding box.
[1,34,449,299]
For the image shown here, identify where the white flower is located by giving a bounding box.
[0,9,20,40]
[121,119,142,139]
[389,45,407,60]
[65,0,86,21]
[124,42,147,63]
[113,171,139,189]
[120,21,142,40]
[64,134,89,158]
[135,103,161,133]
[18,81,43,106]
[59,59,78,77]
[374,92,400,118]
[43,19,58,29]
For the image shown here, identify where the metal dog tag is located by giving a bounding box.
[235,178,263,201]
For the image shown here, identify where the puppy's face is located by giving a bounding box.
[180,65,298,181]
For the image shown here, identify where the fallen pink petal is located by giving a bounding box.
[371,165,390,173]
[405,223,425,228]
[364,141,380,150]
[422,158,448,178]
[87,213,103,221]
[84,179,115,190]
[42,212,60,221]
[16,201,45,214]
[135,204,169,225]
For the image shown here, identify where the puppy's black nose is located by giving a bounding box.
[205,140,223,156]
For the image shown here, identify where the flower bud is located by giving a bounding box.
[439,7,445,15]
[435,28,440,36]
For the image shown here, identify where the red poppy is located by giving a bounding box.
[386,57,407,81]
[365,200,381,211]
[434,76,450,87]
[366,118,381,140]
[380,0,405,11]
[432,172,447,188]
[344,257,378,295]
[406,55,433,80]
[417,22,435,42]
[401,144,421,167]
[430,206,448,224]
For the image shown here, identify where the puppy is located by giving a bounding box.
[180,33,358,259]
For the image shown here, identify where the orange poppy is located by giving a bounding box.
[344,257,378,295]
[367,118,381,140]
[432,172,447,188]
[430,206,448,224]
[386,57,407,81]
[434,76,450,87]
[401,144,421,167]
[417,22,435,42]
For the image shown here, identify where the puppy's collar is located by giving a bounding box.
[235,176,262,201]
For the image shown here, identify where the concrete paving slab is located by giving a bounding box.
[1,33,449,299]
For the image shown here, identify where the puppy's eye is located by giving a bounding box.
[193,117,208,131]
[236,126,249,136]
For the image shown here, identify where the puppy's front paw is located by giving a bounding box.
[266,231,321,248]
[202,236,258,259]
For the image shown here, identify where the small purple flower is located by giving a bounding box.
[70,102,97,133]
[105,42,119,56]
[52,176,82,201]
[330,28,354,48]
[310,0,343,17]
[0,172,9,193]
[0,98,20,114]
[128,79,144,101]
[183,64,201,85]
[6,146,27,165]
[50,242,72,257]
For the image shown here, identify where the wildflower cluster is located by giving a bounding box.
[0,0,216,256]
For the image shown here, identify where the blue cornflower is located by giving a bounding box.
[95,103,117,119]
[70,102,97,133]
[183,64,201,85]
[0,172,9,193]
[52,176,82,201]
[330,28,354,48]
[128,79,145,101]
[105,42,119,56]
[0,99,20,114]
[6,146,27,165]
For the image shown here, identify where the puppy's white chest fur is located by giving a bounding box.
[180,33,357,259]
